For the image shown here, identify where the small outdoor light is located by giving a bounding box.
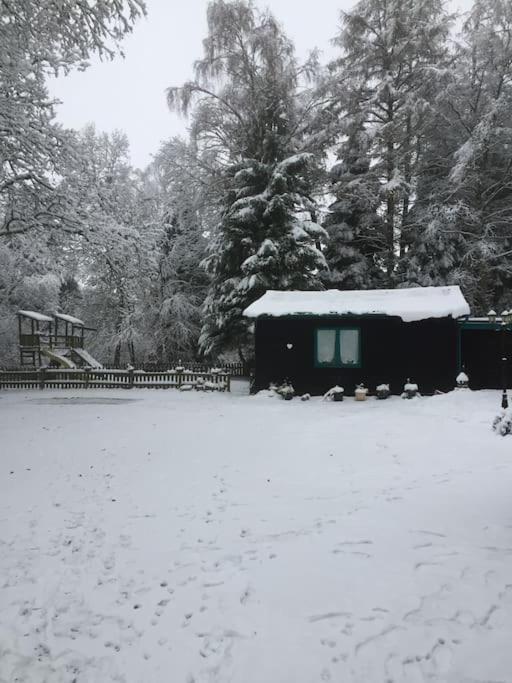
[488,309,497,324]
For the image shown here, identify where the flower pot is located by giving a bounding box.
[456,371,469,389]
[355,387,368,401]
[376,383,390,400]
[402,381,418,399]
[333,392,344,402]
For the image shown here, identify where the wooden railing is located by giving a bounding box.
[0,368,231,392]
[51,335,83,349]
[19,335,84,350]
[119,361,248,377]
[19,334,41,348]
[13,358,247,376]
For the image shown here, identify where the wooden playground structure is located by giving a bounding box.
[17,310,103,369]
[8,310,235,393]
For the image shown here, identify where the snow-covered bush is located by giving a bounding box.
[493,411,512,436]
[456,371,469,389]
[300,393,311,401]
[276,381,295,400]
[323,385,345,402]
[376,383,390,399]
[402,380,419,399]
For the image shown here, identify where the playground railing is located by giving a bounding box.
[0,368,231,392]
[50,335,83,349]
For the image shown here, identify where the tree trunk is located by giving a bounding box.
[129,341,136,367]
[113,342,121,368]
[400,112,413,257]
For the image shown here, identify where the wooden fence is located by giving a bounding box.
[0,368,231,392]
[123,361,247,377]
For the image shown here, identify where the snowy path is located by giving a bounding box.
[1,385,512,682]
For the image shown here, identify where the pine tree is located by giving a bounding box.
[200,154,326,355]
[168,0,325,357]
[321,119,385,290]
[328,0,453,278]
[401,0,512,311]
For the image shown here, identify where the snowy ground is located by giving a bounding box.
[1,383,512,683]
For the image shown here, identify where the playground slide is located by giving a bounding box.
[72,348,103,369]
[41,348,77,369]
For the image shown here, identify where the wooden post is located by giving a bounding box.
[18,314,23,366]
[84,367,90,389]
[35,320,42,367]
[39,367,46,390]
[128,366,134,389]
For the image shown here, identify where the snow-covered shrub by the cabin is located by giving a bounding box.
[276,381,295,400]
[376,383,390,399]
[493,411,512,436]
[456,371,469,389]
[323,385,345,402]
[402,381,419,399]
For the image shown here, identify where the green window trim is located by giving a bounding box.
[314,326,362,369]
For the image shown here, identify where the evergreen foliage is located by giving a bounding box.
[4,0,512,366]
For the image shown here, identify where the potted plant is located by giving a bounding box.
[355,383,368,401]
[323,385,345,402]
[456,371,469,389]
[277,381,295,401]
[402,379,419,399]
[376,383,390,399]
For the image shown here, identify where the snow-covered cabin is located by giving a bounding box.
[244,286,470,395]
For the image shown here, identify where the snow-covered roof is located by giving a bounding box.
[54,312,85,326]
[18,310,54,323]
[243,286,470,322]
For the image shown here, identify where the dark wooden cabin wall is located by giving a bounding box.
[460,328,512,390]
[253,316,459,396]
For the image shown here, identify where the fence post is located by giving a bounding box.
[128,367,134,389]
[39,367,46,390]
[84,367,90,389]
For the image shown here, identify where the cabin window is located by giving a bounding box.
[314,327,361,368]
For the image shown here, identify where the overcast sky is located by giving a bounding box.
[49,0,474,170]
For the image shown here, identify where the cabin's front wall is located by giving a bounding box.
[460,325,512,390]
[253,315,459,396]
